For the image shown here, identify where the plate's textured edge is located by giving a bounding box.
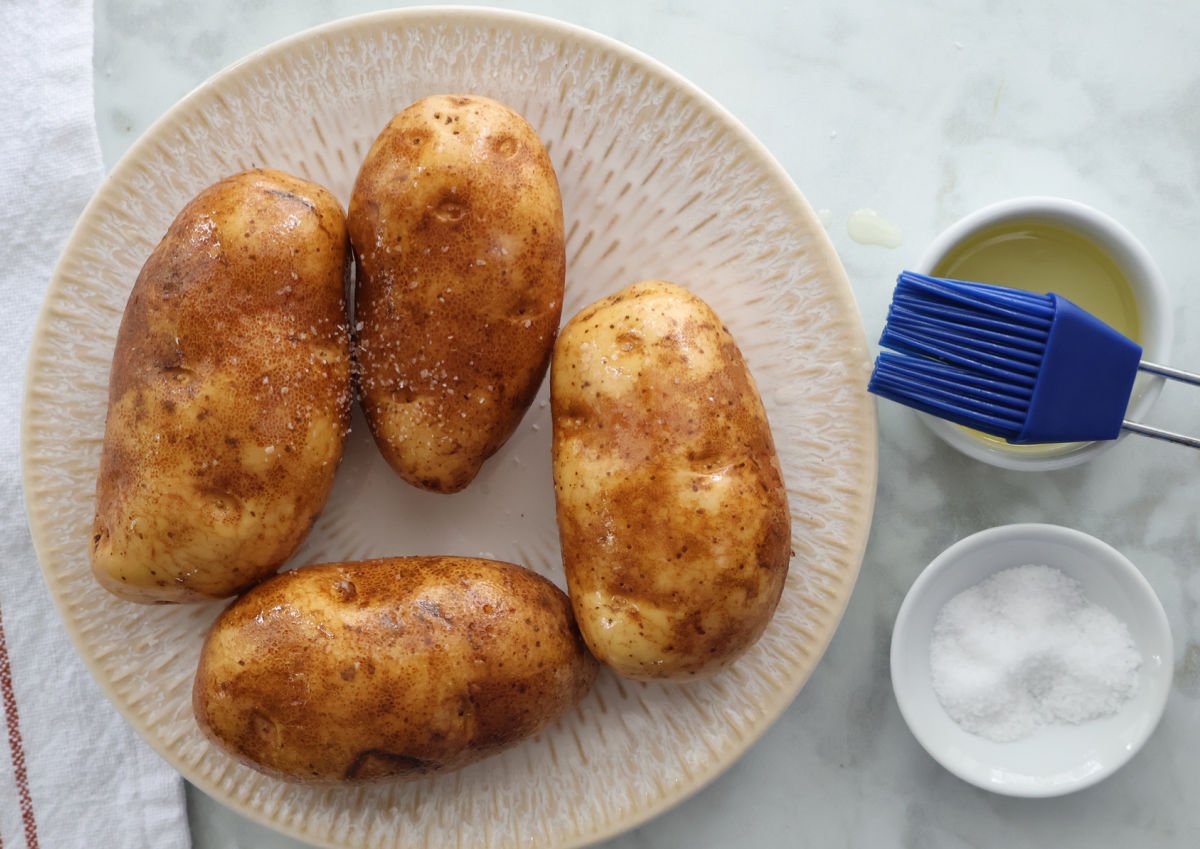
[22,7,878,849]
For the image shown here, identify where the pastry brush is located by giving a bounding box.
[867,271,1200,449]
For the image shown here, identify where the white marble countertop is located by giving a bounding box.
[95,1,1200,846]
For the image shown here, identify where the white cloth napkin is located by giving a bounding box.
[0,1,191,847]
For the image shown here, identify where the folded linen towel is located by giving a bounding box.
[0,1,191,847]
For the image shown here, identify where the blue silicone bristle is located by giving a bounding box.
[868,271,1143,443]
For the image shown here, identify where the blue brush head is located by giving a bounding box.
[868,272,1143,443]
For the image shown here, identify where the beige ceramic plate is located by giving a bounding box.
[23,8,877,848]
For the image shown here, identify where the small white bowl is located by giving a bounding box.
[891,524,1173,797]
[914,196,1172,471]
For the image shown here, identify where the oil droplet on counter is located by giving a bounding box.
[847,209,903,248]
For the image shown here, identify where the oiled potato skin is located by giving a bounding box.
[552,281,791,680]
[193,556,598,782]
[348,94,565,493]
[91,169,351,603]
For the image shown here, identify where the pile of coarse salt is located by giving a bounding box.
[929,564,1142,743]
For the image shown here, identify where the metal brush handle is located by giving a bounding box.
[1120,361,1200,449]
[1137,360,1200,387]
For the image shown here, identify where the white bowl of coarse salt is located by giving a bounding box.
[890,524,1173,797]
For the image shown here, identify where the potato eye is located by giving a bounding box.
[434,200,466,223]
[492,136,519,159]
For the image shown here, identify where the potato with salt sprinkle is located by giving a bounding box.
[551,280,792,680]
[348,94,565,493]
[193,556,598,782]
[91,168,352,604]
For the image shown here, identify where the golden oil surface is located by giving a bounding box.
[932,220,1141,451]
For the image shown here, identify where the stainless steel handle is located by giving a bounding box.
[1121,420,1200,450]
[1123,361,1200,448]
[1138,360,1200,387]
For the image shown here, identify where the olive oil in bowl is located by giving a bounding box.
[932,219,1142,455]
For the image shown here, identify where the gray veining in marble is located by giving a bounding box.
[94,1,1200,846]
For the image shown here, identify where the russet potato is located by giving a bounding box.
[348,94,565,493]
[551,280,791,680]
[91,168,351,603]
[193,556,598,782]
